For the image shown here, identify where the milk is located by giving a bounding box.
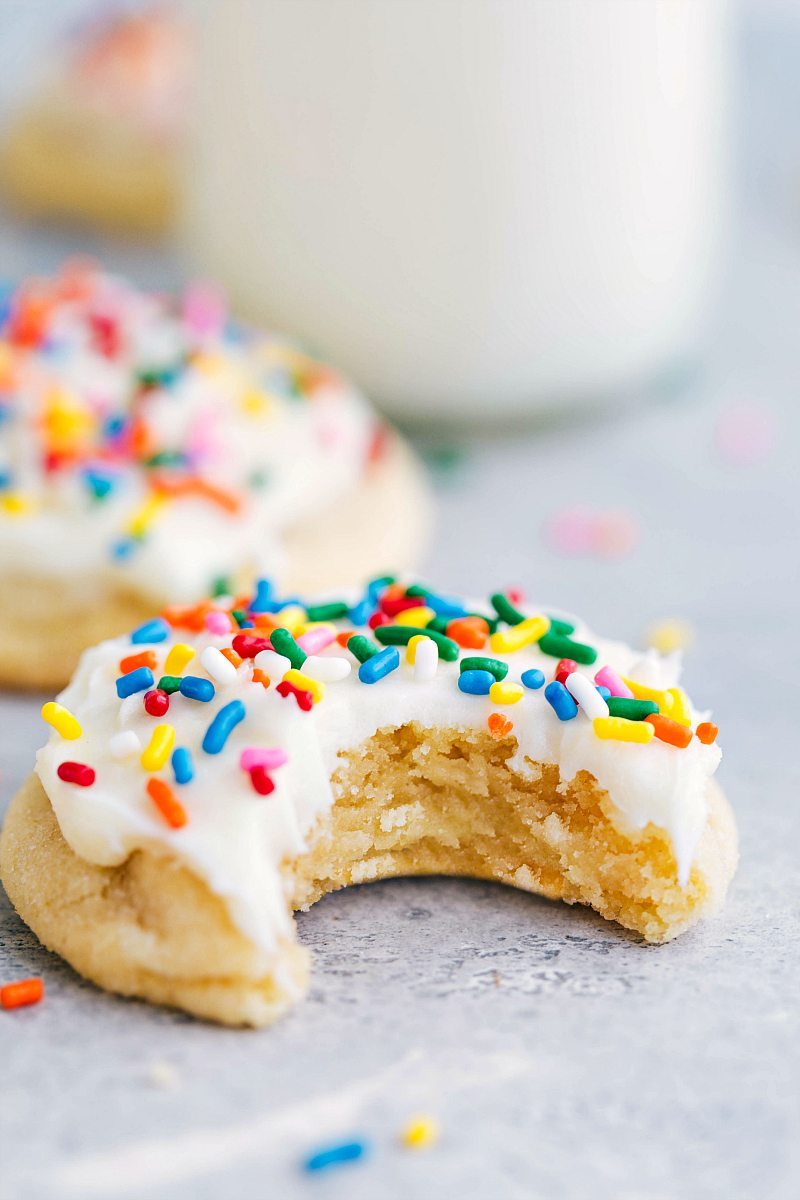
[183,0,730,420]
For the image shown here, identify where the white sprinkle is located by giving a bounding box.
[200,645,237,684]
[301,655,352,683]
[565,671,609,720]
[109,730,141,759]
[413,636,439,682]
[253,649,291,678]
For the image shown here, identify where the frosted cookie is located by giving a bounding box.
[0,578,737,1027]
[0,263,430,689]
[0,6,188,233]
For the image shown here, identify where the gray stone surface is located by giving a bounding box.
[0,7,799,1199]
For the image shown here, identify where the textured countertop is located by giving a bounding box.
[1,9,799,1200]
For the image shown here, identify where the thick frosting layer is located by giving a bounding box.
[35,580,722,959]
[0,263,374,604]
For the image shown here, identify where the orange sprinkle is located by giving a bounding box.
[1,977,44,1009]
[119,650,157,675]
[162,602,211,632]
[250,613,280,631]
[696,721,719,745]
[645,713,692,748]
[252,669,271,688]
[154,475,241,514]
[487,712,514,740]
[336,630,355,648]
[221,647,242,669]
[446,616,489,649]
[146,778,187,829]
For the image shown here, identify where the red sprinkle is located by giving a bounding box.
[146,778,188,829]
[144,689,170,717]
[380,595,420,617]
[57,761,95,787]
[232,633,270,659]
[249,766,275,795]
[554,658,579,686]
[1,977,44,1010]
[276,680,314,711]
[368,611,391,630]
[696,721,719,745]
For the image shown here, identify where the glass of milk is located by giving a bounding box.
[183,0,730,422]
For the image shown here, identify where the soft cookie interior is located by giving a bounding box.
[1,723,737,1027]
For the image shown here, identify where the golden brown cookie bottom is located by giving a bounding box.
[0,724,737,1027]
[0,433,431,692]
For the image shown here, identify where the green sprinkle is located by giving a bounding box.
[347,634,380,663]
[211,576,233,599]
[305,601,350,622]
[537,632,598,665]
[607,698,659,720]
[374,626,459,661]
[405,584,429,599]
[144,450,186,469]
[427,615,451,634]
[490,593,525,626]
[460,656,508,681]
[231,608,249,627]
[547,615,577,637]
[247,469,270,489]
[157,675,182,694]
[271,627,307,669]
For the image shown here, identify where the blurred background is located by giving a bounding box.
[0,2,798,1198]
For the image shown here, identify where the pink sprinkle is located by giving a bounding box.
[183,281,227,340]
[205,611,232,635]
[297,627,335,654]
[715,402,776,467]
[240,747,289,772]
[544,506,638,560]
[594,666,634,699]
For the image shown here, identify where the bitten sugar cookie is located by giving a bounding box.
[0,578,737,1027]
[0,263,429,689]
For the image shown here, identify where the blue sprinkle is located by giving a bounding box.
[116,666,155,699]
[358,646,400,684]
[179,676,216,703]
[424,593,469,619]
[249,578,275,613]
[103,414,127,441]
[0,468,12,490]
[171,747,194,785]
[596,685,612,701]
[458,669,494,696]
[83,468,116,500]
[366,576,393,606]
[203,700,246,754]
[544,680,578,721]
[521,668,546,690]
[304,1139,368,1173]
[111,536,137,561]
[131,618,170,644]
[348,599,373,627]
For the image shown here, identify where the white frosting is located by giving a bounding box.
[35,593,721,962]
[0,267,374,603]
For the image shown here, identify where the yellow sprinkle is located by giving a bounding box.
[1,492,33,515]
[489,681,525,705]
[141,724,176,772]
[41,701,82,740]
[395,606,435,627]
[489,614,550,655]
[620,677,674,714]
[282,669,325,704]
[401,1115,440,1150]
[164,643,195,676]
[126,493,167,538]
[667,686,692,727]
[295,621,336,638]
[593,716,655,744]
[645,618,694,655]
[405,634,428,666]
[275,606,306,635]
[240,388,274,417]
